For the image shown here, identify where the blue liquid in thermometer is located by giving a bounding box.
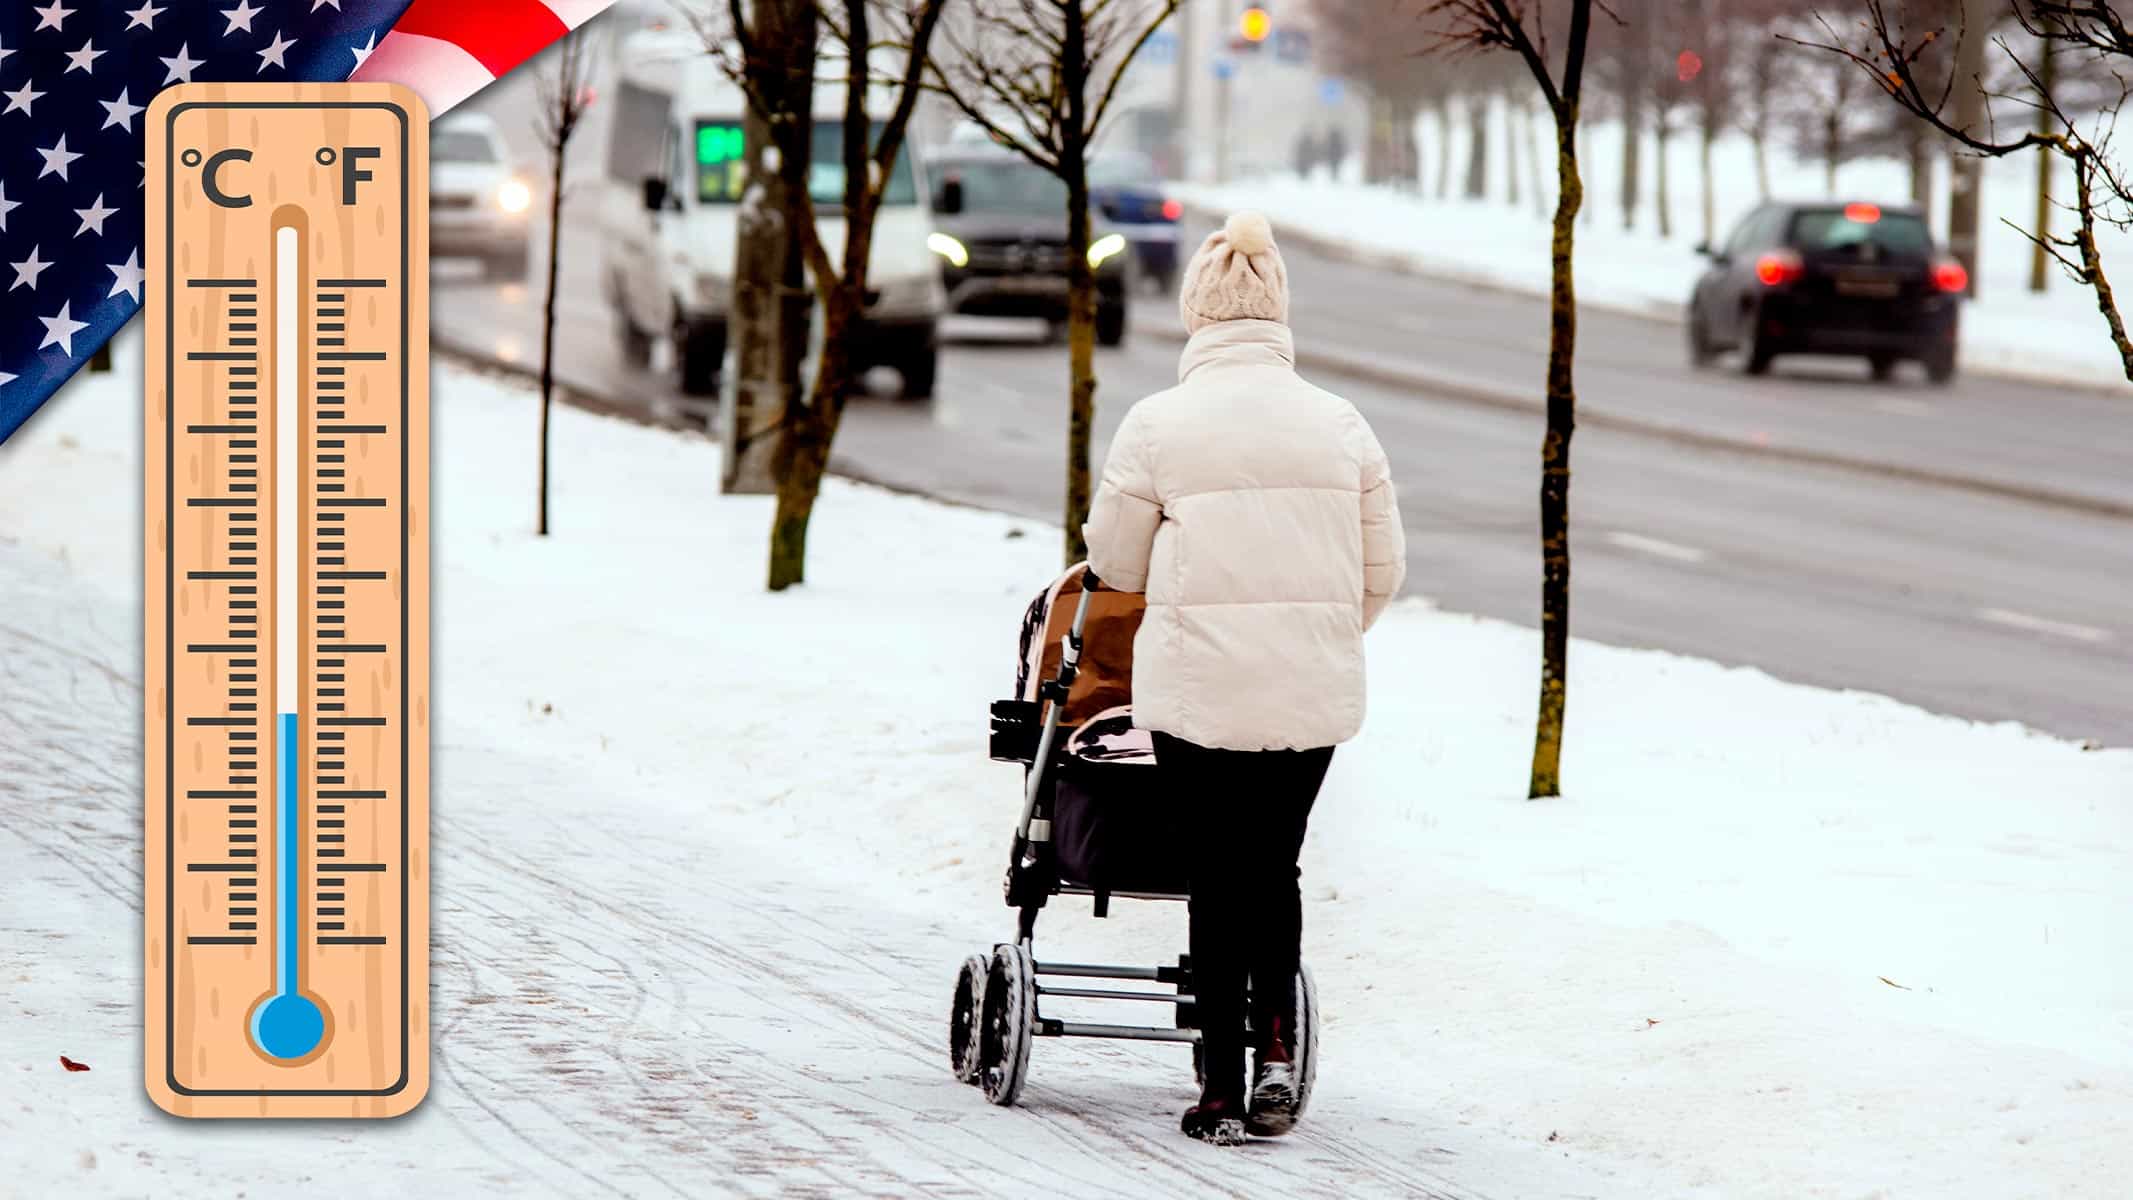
[249,225,326,1062]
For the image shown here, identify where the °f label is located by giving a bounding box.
[144,83,431,1119]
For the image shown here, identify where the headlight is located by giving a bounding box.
[497,178,532,214]
[1088,233,1127,269]
[927,232,968,268]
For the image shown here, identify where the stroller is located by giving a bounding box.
[945,563,1322,1110]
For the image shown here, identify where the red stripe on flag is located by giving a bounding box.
[388,0,570,79]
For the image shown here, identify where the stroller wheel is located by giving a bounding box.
[949,954,988,1085]
[1292,962,1321,1118]
[979,944,1036,1106]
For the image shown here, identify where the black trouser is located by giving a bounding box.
[1152,731,1334,1104]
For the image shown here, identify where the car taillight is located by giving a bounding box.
[1932,259,1969,293]
[1161,198,1182,221]
[1754,250,1804,287]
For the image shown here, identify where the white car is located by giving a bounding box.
[430,113,534,280]
[602,29,947,397]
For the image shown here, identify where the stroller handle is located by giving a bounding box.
[1014,575,1101,847]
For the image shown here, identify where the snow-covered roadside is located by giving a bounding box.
[1175,113,2133,393]
[3,348,2129,1196]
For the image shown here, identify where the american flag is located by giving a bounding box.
[0,0,613,445]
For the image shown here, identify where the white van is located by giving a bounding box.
[602,28,946,397]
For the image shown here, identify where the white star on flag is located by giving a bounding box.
[10,246,51,291]
[2,82,42,117]
[161,43,202,85]
[31,2,73,33]
[222,1,264,35]
[63,39,102,74]
[0,370,15,388]
[74,195,116,237]
[124,3,163,31]
[350,31,379,70]
[314,0,344,9]
[38,302,90,356]
[0,183,17,232]
[0,39,13,69]
[37,136,82,182]
[101,88,143,131]
[257,31,297,72]
[108,249,145,302]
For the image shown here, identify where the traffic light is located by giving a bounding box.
[1240,6,1271,43]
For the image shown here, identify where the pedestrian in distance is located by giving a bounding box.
[1083,211,1408,1146]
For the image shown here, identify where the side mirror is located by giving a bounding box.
[936,178,964,215]
[642,176,669,213]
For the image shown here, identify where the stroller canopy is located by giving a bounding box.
[1016,564,1153,764]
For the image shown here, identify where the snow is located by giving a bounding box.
[2,336,2129,1196]
[1175,107,2133,392]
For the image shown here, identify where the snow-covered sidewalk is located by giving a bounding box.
[2,348,2128,1196]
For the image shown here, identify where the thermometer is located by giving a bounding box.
[144,83,430,1119]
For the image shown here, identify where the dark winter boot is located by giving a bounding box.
[1180,1095,1248,1147]
[1246,1017,1300,1137]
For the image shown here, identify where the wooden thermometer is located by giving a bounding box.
[144,83,430,1119]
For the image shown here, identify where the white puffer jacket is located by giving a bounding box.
[1083,319,1406,751]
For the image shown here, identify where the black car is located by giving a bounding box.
[927,152,1129,345]
[1688,201,1965,383]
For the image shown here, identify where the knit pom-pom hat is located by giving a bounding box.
[1178,210,1289,333]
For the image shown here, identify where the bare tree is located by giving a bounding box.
[928,0,1181,565]
[721,0,820,495]
[534,29,599,537]
[1317,0,1445,189]
[1802,0,2133,381]
[705,0,950,588]
[1426,0,1606,800]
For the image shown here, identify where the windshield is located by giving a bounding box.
[1789,207,1932,258]
[693,118,918,207]
[939,159,1067,216]
[434,129,499,164]
[1089,153,1156,189]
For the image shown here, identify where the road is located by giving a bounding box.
[441,77,2130,746]
[432,224,2130,748]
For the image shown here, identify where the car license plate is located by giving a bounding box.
[997,275,1068,295]
[1834,277,1900,298]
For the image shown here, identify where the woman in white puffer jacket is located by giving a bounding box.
[1084,211,1406,1147]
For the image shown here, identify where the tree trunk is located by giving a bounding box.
[1822,104,1841,195]
[1060,1,1097,566]
[1436,98,1454,200]
[728,0,816,495]
[1907,127,1935,228]
[1526,97,1548,219]
[1618,52,1644,229]
[767,291,858,590]
[1654,116,1672,239]
[537,133,567,537]
[1947,0,1987,297]
[1503,93,1520,207]
[1464,97,1489,200]
[2030,31,2057,293]
[1365,93,1389,185]
[1531,104,1584,800]
[1698,107,1717,247]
